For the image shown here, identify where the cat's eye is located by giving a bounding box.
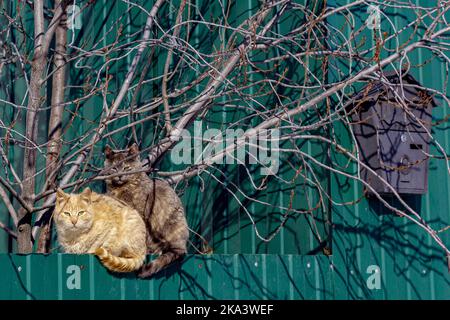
[124,166,131,171]
[63,212,70,216]
[78,211,86,216]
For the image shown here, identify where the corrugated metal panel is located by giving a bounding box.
[0,0,330,255]
[0,0,448,300]
[0,5,11,253]
[0,251,446,300]
[0,254,334,300]
[328,0,450,299]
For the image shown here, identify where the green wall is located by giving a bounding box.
[0,0,330,255]
[328,0,450,299]
[0,254,333,300]
[0,0,448,299]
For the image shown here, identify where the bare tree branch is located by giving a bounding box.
[0,220,17,239]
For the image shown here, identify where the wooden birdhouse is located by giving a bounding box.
[347,71,436,194]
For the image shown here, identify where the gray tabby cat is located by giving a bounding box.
[103,143,189,278]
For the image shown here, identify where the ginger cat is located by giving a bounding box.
[54,187,147,273]
[104,144,189,278]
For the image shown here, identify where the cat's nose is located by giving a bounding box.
[70,218,78,226]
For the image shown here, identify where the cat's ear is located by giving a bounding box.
[104,145,114,159]
[56,188,68,200]
[128,143,139,157]
[80,187,92,204]
[56,188,69,205]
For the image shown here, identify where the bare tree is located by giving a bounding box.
[0,0,449,268]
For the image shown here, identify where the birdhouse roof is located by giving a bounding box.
[345,70,437,110]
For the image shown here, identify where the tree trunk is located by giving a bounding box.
[17,67,44,253]
[37,1,67,253]
[17,0,46,253]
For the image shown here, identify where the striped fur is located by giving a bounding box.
[104,144,189,278]
[54,188,147,274]
[95,248,145,273]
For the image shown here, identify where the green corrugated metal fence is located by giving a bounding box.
[0,0,330,256]
[0,254,334,300]
[328,0,450,299]
[0,0,449,300]
[0,251,447,299]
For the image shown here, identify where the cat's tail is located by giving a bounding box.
[138,249,186,278]
[95,247,145,273]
